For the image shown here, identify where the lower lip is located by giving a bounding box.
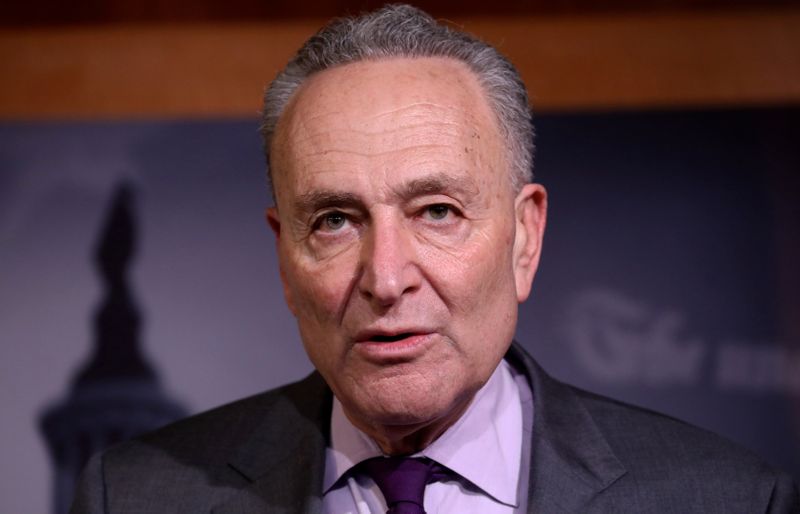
[354,333,435,362]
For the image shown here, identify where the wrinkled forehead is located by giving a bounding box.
[269,57,508,198]
[286,58,489,118]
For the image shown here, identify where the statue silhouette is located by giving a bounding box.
[40,182,187,514]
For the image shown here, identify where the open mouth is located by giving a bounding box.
[370,333,416,343]
[354,331,433,361]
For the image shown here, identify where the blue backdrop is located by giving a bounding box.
[1,106,797,513]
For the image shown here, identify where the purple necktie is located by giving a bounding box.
[361,456,445,514]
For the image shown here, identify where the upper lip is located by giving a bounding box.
[353,328,433,343]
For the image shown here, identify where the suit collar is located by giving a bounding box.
[213,372,332,514]
[506,343,627,512]
[212,343,626,513]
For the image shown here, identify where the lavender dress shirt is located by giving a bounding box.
[322,360,533,514]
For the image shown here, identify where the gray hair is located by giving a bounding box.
[260,3,534,193]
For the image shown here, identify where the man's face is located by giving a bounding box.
[268,57,545,449]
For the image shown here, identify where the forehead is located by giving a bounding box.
[271,56,506,198]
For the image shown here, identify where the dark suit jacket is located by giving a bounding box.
[71,343,799,513]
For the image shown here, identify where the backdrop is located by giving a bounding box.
[1,106,798,513]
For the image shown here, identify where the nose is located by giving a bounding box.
[358,216,421,308]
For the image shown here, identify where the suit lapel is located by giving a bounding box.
[212,373,332,514]
[507,343,627,513]
[212,345,626,513]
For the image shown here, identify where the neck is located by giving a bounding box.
[343,395,474,456]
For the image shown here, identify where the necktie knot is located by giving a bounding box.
[361,456,435,514]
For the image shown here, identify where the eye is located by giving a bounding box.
[425,204,452,221]
[316,211,348,231]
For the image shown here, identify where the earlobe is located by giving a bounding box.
[512,183,547,302]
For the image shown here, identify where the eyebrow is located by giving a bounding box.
[397,173,480,202]
[293,172,480,213]
[295,190,363,214]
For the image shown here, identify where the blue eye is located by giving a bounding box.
[427,204,450,220]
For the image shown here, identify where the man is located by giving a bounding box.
[71,5,798,513]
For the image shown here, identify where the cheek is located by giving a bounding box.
[284,253,354,327]
[439,226,515,307]
[284,255,356,375]
[462,260,514,323]
[428,222,518,365]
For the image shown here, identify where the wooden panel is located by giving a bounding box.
[1,9,799,119]
[0,23,320,119]
[469,11,800,110]
[5,0,799,25]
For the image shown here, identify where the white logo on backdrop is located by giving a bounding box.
[564,289,705,386]
[563,288,800,394]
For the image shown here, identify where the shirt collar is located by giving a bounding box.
[323,360,523,507]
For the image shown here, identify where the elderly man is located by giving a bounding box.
[72,5,798,514]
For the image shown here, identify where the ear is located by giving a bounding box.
[266,206,282,240]
[266,206,297,315]
[512,183,547,303]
